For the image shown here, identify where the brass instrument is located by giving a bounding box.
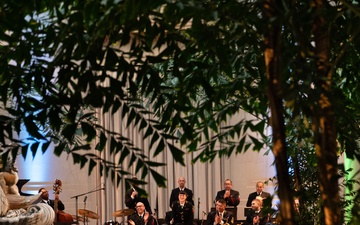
[217,211,234,225]
[223,212,234,225]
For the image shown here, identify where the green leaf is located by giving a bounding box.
[97,132,107,151]
[135,158,144,173]
[144,126,153,139]
[168,143,185,166]
[149,132,160,150]
[54,143,66,156]
[249,135,264,151]
[41,141,51,154]
[71,144,92,152]
[139,119,148,131]
[30,142,40,158]
[119,145,130,163]
[110,137,117,154]
[154,139,165,156]
[21,144,29,159]
[111,99,122,114]
[81,122,97,142]
[127,109,136,127]
[144,161,166,167]
[88,158,97,176]
[149,168,166,187]
[24,117,44,140]
[61,123,77,142]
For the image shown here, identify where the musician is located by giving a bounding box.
[38,188,65,211]
[207,199,234,225]
[244,199,268,225]
[246,181,270,207]
[169,177,194,208]
[215,179,240,207]
[129,202,156,225]
[171,191,193,225]
[125,177,152,214]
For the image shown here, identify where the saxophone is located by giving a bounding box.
[222,212,234,225]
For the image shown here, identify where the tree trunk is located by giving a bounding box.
[263,0,296,224]
[312,0,341,224]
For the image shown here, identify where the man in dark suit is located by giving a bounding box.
[129,202,157,225]
[171,191,194,225]
[125,177,152,214]
[38,188,65,211]
[244,199,268,225]
[215,179,240,207]
[207,199,234,225]
[169,177,194,208]
[246,181,271,207]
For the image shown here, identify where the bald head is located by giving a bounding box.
[178,177,186,188]
[256,181,264,193]
[135,202,145,214]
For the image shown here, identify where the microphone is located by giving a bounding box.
[202,211,207,215]
[84,196,87,202]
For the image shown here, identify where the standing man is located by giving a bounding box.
[169,177,194,208]
[129,202,157,225]
[206,199,234,225]
[215,179,240,207]
[246,181,270,207]
[125,177,152,214]
[171,191,194,225]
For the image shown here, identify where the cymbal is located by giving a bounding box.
[112,209,135,217]
[71,214,89,222]
[78,209,99,219]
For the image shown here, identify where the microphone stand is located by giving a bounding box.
[197,198,200,221]
[71,188,105,223]
[201,212,207,225]
[153,208,159,225]
[83,197,87,225]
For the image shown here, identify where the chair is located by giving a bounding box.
[244,207,252,217]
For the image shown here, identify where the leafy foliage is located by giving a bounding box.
[1,0,360,224]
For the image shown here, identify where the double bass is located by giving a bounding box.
[53,179,74,223]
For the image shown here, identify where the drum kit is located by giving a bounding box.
[76,208,135,225]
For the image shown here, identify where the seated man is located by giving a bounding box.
[207,199,234,225]
[125,177,152,214]
[244,199,268,225]
[246,181,270,207]
[38,188,65,211]
[129,202,156,225]
[171,191,194,225]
